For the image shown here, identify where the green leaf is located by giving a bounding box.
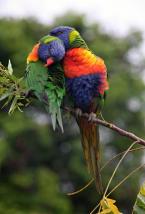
[8,96,18,114]
[7,59,13,75]
[0,92,13,101]
[133,182,145,213]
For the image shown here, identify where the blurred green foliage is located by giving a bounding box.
[133,181,145,213]
[0,12,145,213]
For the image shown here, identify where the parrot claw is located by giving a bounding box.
[88,112,96,122]
[75,108,82,118]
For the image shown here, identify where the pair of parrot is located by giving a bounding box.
[26,26,109,194]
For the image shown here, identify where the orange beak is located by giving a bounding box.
[44,57,54,67]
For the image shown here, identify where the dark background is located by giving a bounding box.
[0,12,145,213]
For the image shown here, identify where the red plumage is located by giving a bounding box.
[63,48,109,95]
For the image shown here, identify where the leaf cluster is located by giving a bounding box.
[0,62,29,114]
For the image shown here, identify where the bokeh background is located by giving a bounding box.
[0,0,145,213]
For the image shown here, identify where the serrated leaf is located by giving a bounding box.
[7,59,13,75]
[133,182,145,213]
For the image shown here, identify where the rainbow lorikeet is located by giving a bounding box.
[26,35,66,131]
[50,26,109,193]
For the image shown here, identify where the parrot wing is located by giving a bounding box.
[26,60,65,132]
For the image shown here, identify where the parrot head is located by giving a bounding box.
[50,26,82,50]
[38,35,65,66]
[27,35,65,66]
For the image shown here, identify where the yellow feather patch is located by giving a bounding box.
[40,35,56,44]
[69,30,79,43]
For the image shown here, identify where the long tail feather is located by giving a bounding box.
[45,105,64,132]
[77,117,103,194]
[56,107,64,133]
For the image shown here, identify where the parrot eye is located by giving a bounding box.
[55,31,63,36]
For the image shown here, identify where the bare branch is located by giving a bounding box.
[63,106,145,146]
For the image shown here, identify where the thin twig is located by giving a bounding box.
[67,146,145,196]
[103,141,137,198]
[107,163,145,197]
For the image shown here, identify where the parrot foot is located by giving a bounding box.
[88,112,96,122]
[75,108,82,117]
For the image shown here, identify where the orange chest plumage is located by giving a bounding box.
[63,48,107,78]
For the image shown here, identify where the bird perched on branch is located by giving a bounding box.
[26,35,66,131]
[50,26,109,193]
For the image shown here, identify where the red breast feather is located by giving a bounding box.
[63,48,109,95]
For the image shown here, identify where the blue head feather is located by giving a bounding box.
[50,26,74,50]
[38,38,65,63]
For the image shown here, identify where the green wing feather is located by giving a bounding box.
[26,60,65,132]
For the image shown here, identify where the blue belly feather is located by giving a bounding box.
[66,74,102,112]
